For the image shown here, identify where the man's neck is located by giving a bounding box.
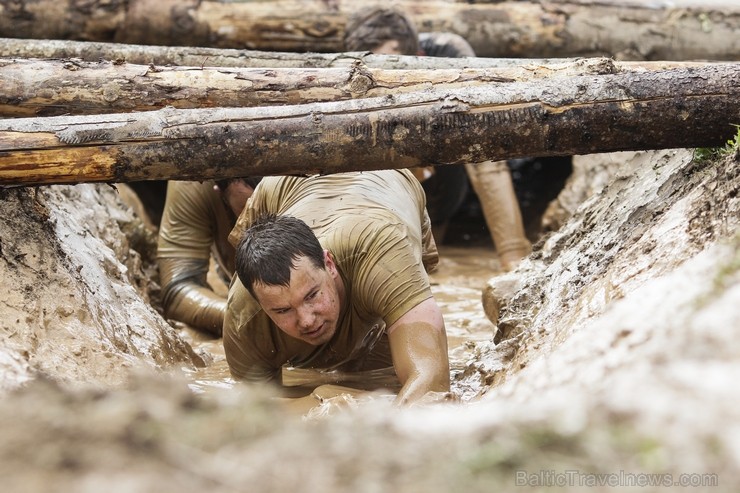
[332,255,348,320]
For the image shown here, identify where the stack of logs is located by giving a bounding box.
[0,0,738,186]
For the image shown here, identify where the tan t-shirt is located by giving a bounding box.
[157,180,236,276]
[223,169,439,382]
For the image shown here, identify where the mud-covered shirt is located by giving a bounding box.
[223,169,439,382]
[157,180,236,276]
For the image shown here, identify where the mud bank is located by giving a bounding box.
[0,184,204,392]
[0,147,738,491]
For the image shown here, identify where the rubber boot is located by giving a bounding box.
[465,160,531,271]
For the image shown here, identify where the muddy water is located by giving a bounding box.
[178,246,500,411]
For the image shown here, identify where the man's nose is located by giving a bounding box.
[297,306,315,329]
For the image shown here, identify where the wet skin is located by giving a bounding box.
[388,298,450,404]
[252,252,451,404]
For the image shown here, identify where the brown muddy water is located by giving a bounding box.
[177,245,500,414]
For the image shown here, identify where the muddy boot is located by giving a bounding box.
[465,161,531,271]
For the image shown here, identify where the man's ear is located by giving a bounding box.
[323,250,337,275]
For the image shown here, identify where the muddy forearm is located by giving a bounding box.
[165,285,226,335]
[159,257,225,335]
[388,299,450,405]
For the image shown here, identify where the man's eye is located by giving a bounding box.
[307,290,318,300]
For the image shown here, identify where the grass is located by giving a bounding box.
[693,124,740,162]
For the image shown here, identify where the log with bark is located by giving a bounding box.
[0,64,738,186]
[0,0,737,60]
[0,37,585,70]
[0,56,713,117]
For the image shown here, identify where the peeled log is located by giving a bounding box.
[0,64,738,186]
[0,37,378,70]
[0,1,737,60]
[0,37,595,70]
[0,57,713,118]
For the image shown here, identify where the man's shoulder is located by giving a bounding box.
[165,180,223,217]
[168,180,217,198]
[323,212,405,255]
[158,180,228,257]
[224,276,268,338]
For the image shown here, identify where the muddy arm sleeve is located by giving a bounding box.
[388,297,450,405]
[159,257,225,336]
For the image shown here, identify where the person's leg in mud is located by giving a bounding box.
[421,164,469,244]
[465,161,532,271]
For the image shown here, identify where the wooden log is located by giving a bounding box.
[0,64,737,186]
[0,1,737,60]
[0,56,712,117]
[0,37,580,70]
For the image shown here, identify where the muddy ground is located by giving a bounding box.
[0,146,738,492]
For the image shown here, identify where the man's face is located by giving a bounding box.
[253,252,342,346]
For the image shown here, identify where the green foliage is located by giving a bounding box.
[693,124,740,162]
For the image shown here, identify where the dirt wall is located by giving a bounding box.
[0,184,204,392]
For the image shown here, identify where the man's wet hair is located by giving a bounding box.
[215,176,263,192]
[235,213,325,299]
[343,6,419,55]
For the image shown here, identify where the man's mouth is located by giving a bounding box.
[302,323,324,339]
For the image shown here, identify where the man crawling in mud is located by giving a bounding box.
[223,170,450,405]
